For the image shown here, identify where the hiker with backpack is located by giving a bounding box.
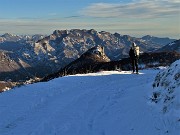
[129,42,140,74]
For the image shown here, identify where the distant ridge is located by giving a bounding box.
[141,35,176,46]
[0,29,178,90]
[156,39,180,53]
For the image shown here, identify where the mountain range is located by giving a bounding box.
[0,29,179,91]
[141,35,176,46]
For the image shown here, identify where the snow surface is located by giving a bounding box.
[0,70,179,135]
[151,60,180,134]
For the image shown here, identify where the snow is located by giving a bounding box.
[0,69,179,135]
[151,60,180,134]
[168,42,175,46]
[2,87,11,92]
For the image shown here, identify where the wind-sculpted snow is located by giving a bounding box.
[151,60,180,133]
[0,69,179,135]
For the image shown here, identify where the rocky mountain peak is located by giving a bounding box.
[1,33,21,42]
[113,32,121,37]
[87,29,98,35]
[142,35,153,40]
[82,45,110,62]
[2,33,14,37]
[0,37,4,43]
[53,30,69,37]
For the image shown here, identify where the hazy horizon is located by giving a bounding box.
[0,29,178,40]
[0,0,179,39]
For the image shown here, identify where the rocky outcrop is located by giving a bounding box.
[42,50,180,82]
[60,45,110,74]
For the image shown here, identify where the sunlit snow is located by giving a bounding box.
[0,68,179,135]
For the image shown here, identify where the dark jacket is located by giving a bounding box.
[129,47,136,59]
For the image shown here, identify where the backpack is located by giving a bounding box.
[134,46,139,56]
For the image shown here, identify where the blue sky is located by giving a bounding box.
[0,0,179,38]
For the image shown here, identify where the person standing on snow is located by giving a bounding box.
[129,42,140,74]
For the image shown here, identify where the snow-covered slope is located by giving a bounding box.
[0,69,179,135]
[151,60,180,132]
